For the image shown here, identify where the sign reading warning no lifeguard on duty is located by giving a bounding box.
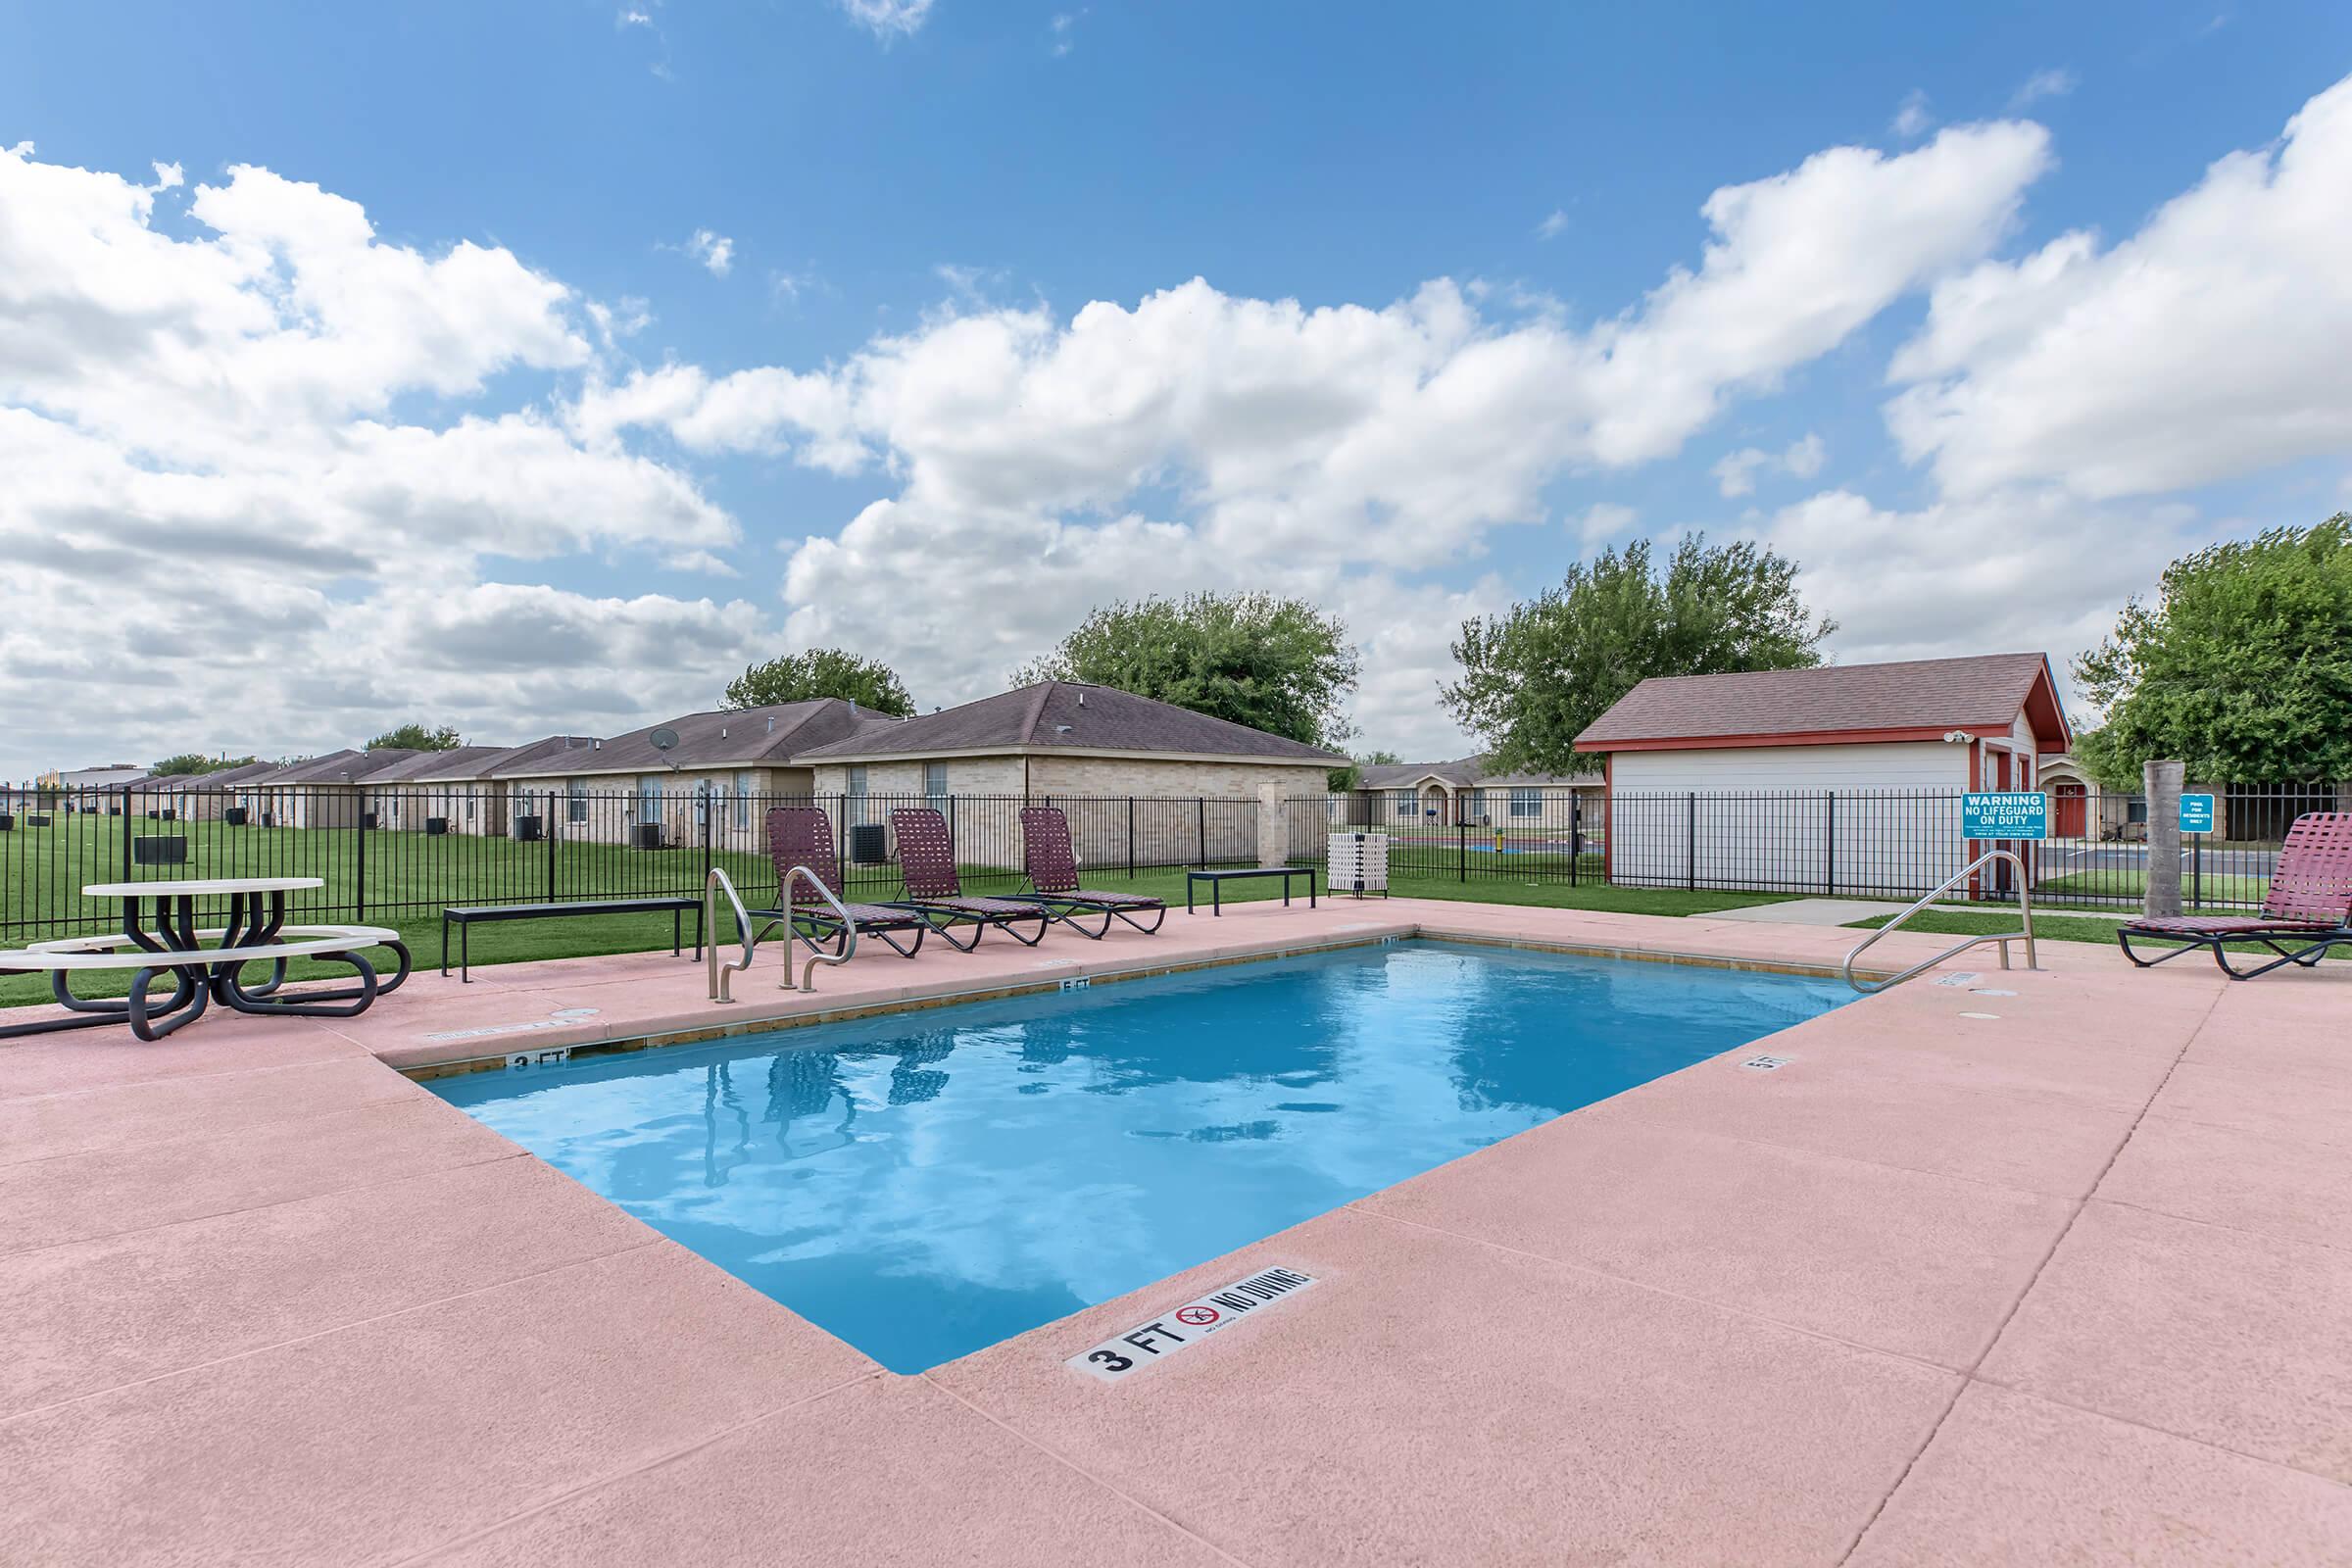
[1066,1266,1319,1382]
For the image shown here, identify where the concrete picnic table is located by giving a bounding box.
[0,876,410,1042]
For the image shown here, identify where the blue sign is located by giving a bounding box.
[1962,791,2048,840]
[2180,793,2216,834]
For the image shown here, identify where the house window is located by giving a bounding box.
[924,761,948,802]
[566,777,588,823]
[1393,792,1416,818]
[1509,788,1542,818]
[1461,789,1485,823]
[639,775,663,820]
[735,771,756,831]
[846,766,868,824]
[466,793,476,821]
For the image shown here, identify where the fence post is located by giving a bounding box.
[1197,798,1206,866]
[1127,797,1136,878]
[1570,799,1582,887]
[1687,791,1697,892]
[1456,814,1465,882]
[2143,760,2184,918]
[1826,789,1836,896]
[121,796,131,886]
[701,784,713,890]
[355,799,368,922]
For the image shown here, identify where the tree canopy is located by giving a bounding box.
[1014,591,1360,749]
[723,649,914,715]
[150,753,255,776]
[368,723,463,752]
[2073,514,2352,788]
[1442,534,1834,774]
[1327,749,1403,793]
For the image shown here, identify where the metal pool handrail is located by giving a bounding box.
[1843,849,2037,994]
[705,865,857,999]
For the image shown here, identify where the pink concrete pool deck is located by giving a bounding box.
[3,898,2348,1565]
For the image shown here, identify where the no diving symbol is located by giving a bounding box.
[1174,1305,1220,1327]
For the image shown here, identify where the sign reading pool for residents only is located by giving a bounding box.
[2180,793,2216,834]
[1066,1266,1319,1382]
[1961,792,2048,840]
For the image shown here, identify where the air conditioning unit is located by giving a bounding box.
[1328,830,1390,899]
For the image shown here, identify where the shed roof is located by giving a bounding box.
[1574,654,2071,753]
[794,683,1346,765]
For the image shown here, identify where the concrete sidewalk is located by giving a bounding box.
[4,899,2347,1565]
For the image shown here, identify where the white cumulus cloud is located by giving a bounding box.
[685,227,734,276]
[1886,72,2352,500]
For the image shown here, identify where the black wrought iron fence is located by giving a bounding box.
[7,778,2336,942]
[0,786,1260,943]
[1285,783,2342,911]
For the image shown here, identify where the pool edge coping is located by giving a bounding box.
[395,923,1890,1083]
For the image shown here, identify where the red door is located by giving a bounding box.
[2053,782,2086,838]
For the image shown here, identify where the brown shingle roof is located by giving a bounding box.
[1574,654,2068,750]
[794,683,1346,765]
[482,735,602,780]
[269,749,420,785]
[492,701,870,777]
[366,746,516,784]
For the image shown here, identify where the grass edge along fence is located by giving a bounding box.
[0,788,1261,945]
[3,781,2338,945]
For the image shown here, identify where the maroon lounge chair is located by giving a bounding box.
[2117,810,2352,980]
[1019,807,1167,938]
[757,807,930,959]
[885,808,1051,950]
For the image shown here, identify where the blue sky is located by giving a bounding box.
[4,1,2350,774]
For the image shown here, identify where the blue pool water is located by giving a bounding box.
[433,941,1849,1371]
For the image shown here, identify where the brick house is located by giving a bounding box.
[793,681,1345,870]
[489,701,884,849]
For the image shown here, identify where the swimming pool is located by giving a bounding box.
[433,941,1850,1371]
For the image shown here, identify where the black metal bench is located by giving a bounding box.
[440,898,704,982]
[1185,865,1319,915]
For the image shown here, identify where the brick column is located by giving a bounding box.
[1256,781,1288,867]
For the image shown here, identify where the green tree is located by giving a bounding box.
[723,649,914,715]
[2073,515,2352,788]
[367,722,464,752]
[1328,749,1402,792]
[1015,592,1360,749]
[150,753,255,776]
[1442,534,1834,774]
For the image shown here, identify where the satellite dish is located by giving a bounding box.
[650,727,680,752]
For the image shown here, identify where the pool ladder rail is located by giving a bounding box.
[1842,849,2037,994]
[705,866,857,1000]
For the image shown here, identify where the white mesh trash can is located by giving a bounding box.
[1328,830,1390,899]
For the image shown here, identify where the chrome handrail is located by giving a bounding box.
[705,865,857,999]
[1843,849,2037,994]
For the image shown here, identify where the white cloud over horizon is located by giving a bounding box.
[3,76,2349,774]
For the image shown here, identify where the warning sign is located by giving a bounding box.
[1066,1266,1319,1383]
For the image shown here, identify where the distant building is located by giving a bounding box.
[1348,757,1603,828]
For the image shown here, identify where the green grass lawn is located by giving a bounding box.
[1843,904,2349,960]
[2034,869,2271,905]
[1,850,1788,1007]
